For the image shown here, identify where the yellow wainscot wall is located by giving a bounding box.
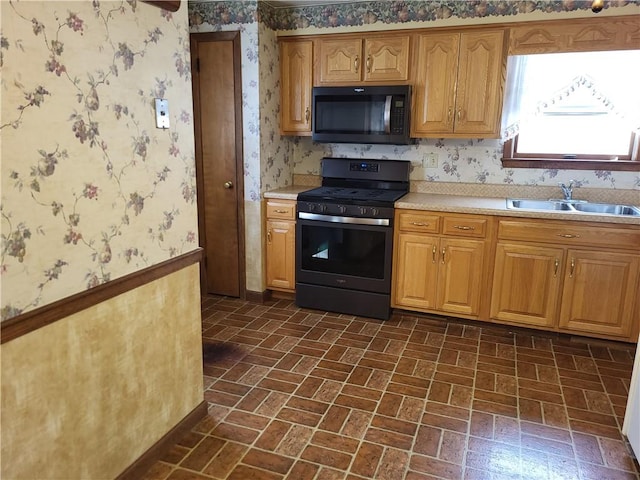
[1,264,204,479]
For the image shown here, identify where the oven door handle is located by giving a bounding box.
[384,95,392,134]
[299,212,390,227]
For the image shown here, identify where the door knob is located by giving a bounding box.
[224,181,233,189]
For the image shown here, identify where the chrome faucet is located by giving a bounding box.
[559,181,575,201]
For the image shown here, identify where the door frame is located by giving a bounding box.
[190,31,246,298]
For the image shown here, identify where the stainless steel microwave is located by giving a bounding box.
[312,85,411,145]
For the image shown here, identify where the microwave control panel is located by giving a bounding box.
[391,98,405,134]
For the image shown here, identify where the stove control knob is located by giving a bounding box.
[359,207,368,216]
[306,203,315,212]
[371,208,379,216]
[319,204,327,213]
[338,205,347,214]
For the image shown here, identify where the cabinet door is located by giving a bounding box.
[318,38,362,84]
[363,36,410,82]
[437,238,485,316]
[454,30,506,136]
[266,219,295,291]
[490,243,564,327]
[559,250,640,339]
[412,32,459,136]
[394,233,439,310]
[280,40,313,135]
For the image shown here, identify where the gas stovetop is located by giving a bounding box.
[297,158,411,212]
[297,186,407,205]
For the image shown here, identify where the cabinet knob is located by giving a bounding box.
[441,247,446,264]
[224,181,233,189]
[267,230,271,244]
[453,225,474,231]
[305,107,310,123]
[354,55,359,73]
[366,55,372,73]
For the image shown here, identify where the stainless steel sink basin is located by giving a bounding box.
[507,199,574,211]
[572,203,640,215]
[506,199,640,216]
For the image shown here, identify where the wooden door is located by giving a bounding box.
[437,238,484,316]
[559,250,639,339]
[411,32,459,136]
[318,38,362,84]
[191,32,244,297]
[393,233,439,310]
[454,30,506,136]
[363,35,410,82]
[490,243,564,328]
[280,40,313,135]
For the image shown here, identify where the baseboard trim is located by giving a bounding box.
[116,400,208,480]
[245,289,270,303]
[2,248,203,344]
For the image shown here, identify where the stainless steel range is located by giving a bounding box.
[295,157,410,320]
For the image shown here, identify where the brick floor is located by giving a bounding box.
[142,295,639,480]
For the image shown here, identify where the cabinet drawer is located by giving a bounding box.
[442,216,488,238]
[397,212,440,233]
[498,219,640,250]
[267,201,296,220]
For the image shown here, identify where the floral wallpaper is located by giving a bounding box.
[293,138,640,190]
[259,23,294,193]
[191,0,640,31]
[1,1,198,321]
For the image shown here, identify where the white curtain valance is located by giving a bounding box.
[500,50,640,141]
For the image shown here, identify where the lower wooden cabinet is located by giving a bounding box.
[393,210,491,318]
[264,200,640,342]
[491,243,564,328]
[559,249,640,338]
[265,200,296,292]
[490,218,640,341]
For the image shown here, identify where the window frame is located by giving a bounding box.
[502,131,640,171]
[502,16,640,172]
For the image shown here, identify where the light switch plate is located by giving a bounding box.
[425,153,438,168]
[155,98,170,129]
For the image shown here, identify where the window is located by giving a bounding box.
[501,50,640,171]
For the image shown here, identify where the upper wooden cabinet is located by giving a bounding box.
[316,35,411,85]
[280,39,313,135]
[411,29,507,138]
[509,15,640,55]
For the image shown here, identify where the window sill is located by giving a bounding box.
[502,158,640,171]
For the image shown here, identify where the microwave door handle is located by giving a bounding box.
[384,95,392,134]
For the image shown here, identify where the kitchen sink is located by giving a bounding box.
[506,199,640,216]
[507,199,575,211]
[572,203,640,215]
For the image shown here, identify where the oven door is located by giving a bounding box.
[296,213,393,294]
